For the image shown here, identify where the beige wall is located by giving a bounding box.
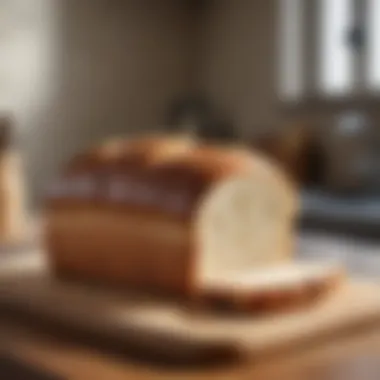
[8,0,279,207]
[196,0,278,139]
[10,0,193,207]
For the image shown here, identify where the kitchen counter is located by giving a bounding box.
[301,190,380,238]
[1,233,380,379]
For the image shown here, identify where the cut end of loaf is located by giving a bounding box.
[195,172,297,286]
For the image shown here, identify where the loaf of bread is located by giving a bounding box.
[44,135,301,300]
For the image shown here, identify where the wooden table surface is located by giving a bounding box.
[1,232,380,379]
[2,312,380,380]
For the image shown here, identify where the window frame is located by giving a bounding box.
[278,0,380,109]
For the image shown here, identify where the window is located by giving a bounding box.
[318,0,354,95]
[367,0,380,90]
[278,0,380,102]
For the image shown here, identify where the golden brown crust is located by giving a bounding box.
[65,135,196,174]
[45,208,194,295]
[47,136,296,218]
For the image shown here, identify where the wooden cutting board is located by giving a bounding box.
[1,250,380,366]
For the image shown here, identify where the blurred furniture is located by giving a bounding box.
[0,115,26,246]
[166,95,237,142]
[301,190,380,239]
[251,122,321,186]
[301,112,380,238]
[322,111,378,194]
[250,118,380,239]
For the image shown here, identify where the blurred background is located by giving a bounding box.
[0,0,379,236]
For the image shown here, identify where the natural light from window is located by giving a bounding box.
[278,0,380,101]
[367,0,380,91]
[318,0,354,96]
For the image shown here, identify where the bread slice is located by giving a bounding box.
[200,263,343,312]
